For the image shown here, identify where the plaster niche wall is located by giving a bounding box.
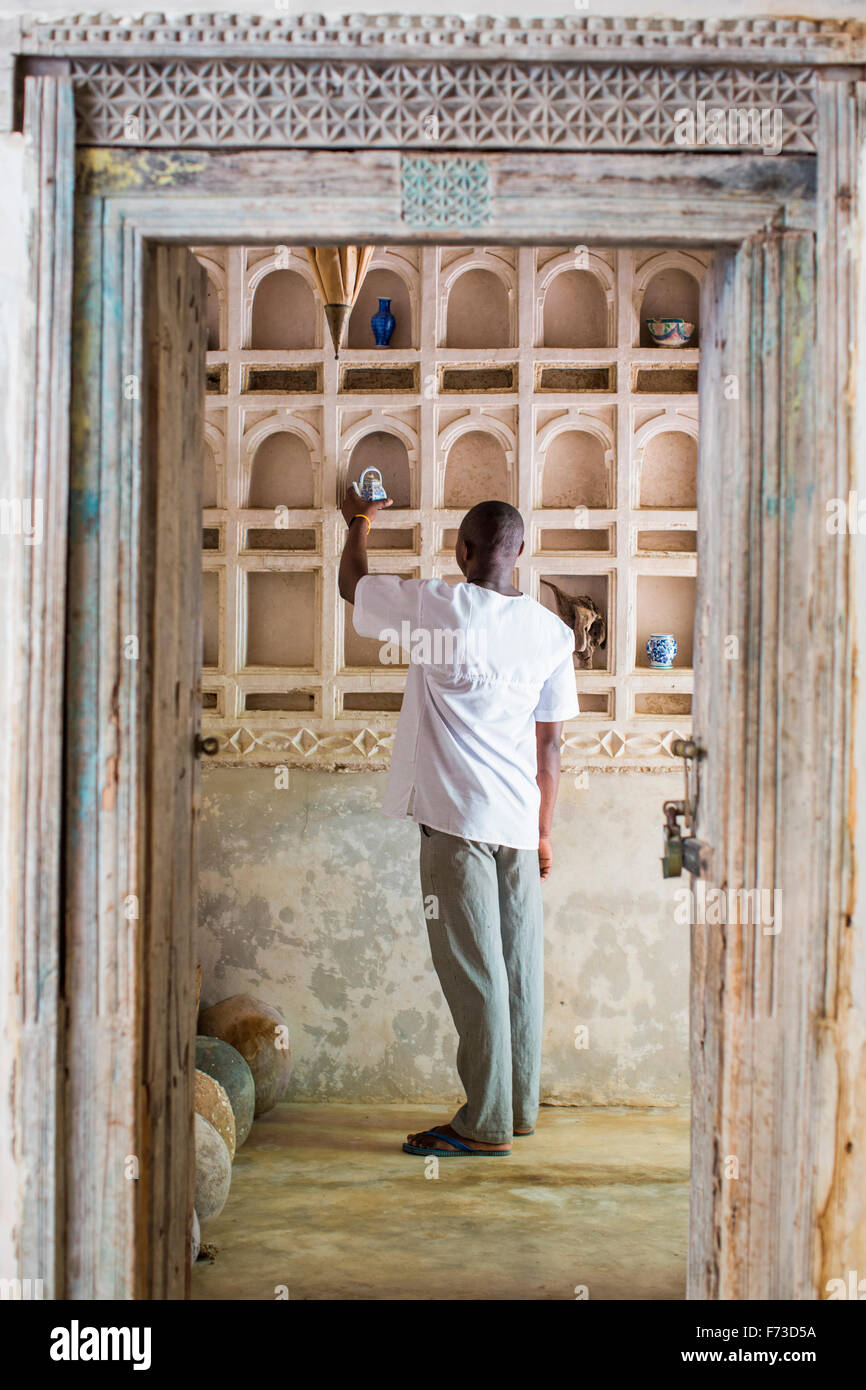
[541,430,610,509]
[639,431,698,509]
[347,430,412,509]
[348,268,414,349]
[248,431,316,509]
[543,269,609,348]
[195,243,704,1105]
[443,429,511,507]
[250,267,318,350]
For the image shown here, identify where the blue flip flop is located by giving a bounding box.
[402,1128,511,1157]
[513,1129,535,1136]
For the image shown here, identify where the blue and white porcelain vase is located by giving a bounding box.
[646,633,678,669]
[371,297,396,348]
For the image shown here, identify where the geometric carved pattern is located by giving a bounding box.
[22,15,862,66]
[69,59,818,152]
[217,724,690,768]
[401,158,491,229]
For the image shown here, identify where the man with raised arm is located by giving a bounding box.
[339,490,579,1157]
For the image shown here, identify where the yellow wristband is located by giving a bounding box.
[351,514,371,535]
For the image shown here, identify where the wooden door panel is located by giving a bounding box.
[137,245,207,1299]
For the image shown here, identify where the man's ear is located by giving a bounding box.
[517,540,525,559]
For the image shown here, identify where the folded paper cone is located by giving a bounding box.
[324,303,352,358]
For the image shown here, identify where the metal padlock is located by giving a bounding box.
[661,799,685,878]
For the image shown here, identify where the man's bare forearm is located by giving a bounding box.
[338,518,369,604]
[338,492,393,603]
[536,721,563,837]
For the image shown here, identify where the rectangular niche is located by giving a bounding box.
[637,529,696,553]
[245,571,317,668]
[440,366,516,393]
[538,528,612,554]
[201,689,220,713]
[340,365,418,393]
[440,528,459,551]
[633,366,698,394]
[369,527,417,552]
[206,364,227,395]
[539,573,610,672]
[342,691,404,713]
[202,525,223,552]
[343,607,409,671]
[634,692,692,717]
[537,366,615,393]
[243,527,319,552]
[243,366,321,393]
[202,570,220,668]
[635,575,696,669]
[244,690,317,713]
[577,689,613,716]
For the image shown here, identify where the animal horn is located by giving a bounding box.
[540,578,577,629]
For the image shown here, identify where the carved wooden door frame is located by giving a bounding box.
[3,17,864,1299]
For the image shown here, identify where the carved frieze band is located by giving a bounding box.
[23,14,864,65]
[69,57,817,152]
[204,724,690,765]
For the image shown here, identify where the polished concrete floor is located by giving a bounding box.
[191,1102,689,1301]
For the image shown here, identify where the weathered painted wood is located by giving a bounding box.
[49,88,861,1301]
[65,191,138,1298]
[689,219,860,1298]
[812,78,866,1298]
[0,74,74,1297]
[67,218,206,1296]
[13,13,866,68]
[73,147,817,245]
[136,245,206,1298]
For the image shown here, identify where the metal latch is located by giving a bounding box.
[661,739,713,879]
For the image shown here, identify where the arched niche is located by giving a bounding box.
[203,441,218,508]
[248,432,315,509]
[640,268,700,346]
[541,430,610,509]
[347,431,411,508]
[445,269,512,349]
[250,269,317,350]
[639,431,697,509]
[443,430,510,508]
[543,270,608,348]
[205,276,222,350]
[348,269,413,348]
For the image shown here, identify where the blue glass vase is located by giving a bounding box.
[371,297,396,348]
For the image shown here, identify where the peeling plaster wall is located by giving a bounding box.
[198,768,689,1106]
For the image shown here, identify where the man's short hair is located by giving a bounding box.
[459,501,524,559]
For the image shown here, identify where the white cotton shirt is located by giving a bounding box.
[352,575,579,850]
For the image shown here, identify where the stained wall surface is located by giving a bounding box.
[198,767,690,1106]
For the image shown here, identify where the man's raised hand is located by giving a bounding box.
[340,491,393,527]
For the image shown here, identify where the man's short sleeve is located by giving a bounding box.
[534,640,580,723]
[352,574,425,638]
